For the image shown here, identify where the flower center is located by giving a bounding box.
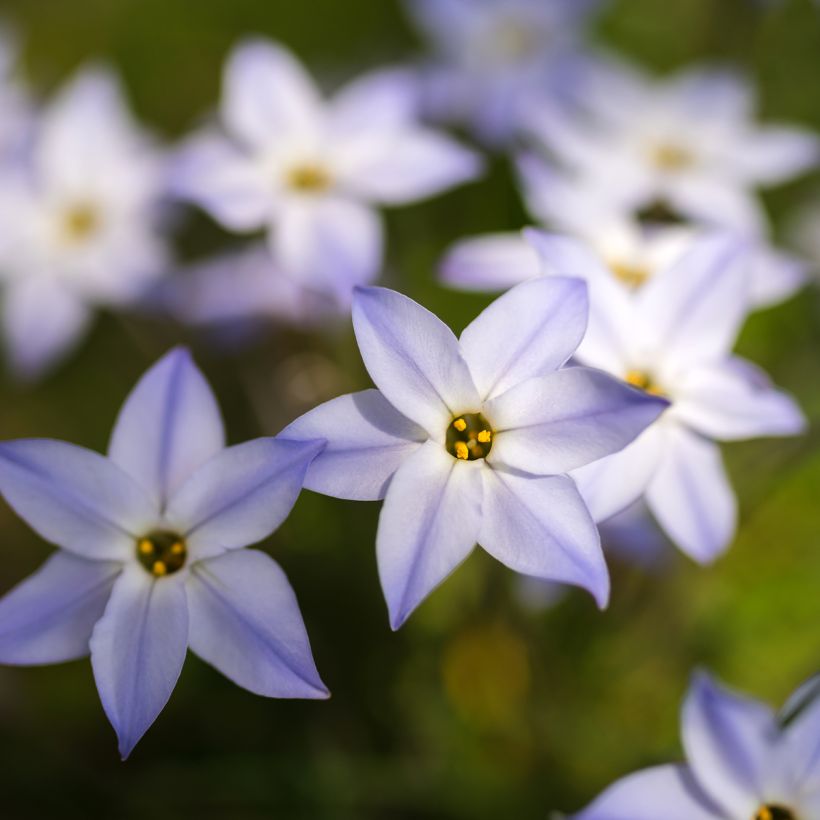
[635,198,685,226]
[62,202,101,242]
[650,142,694,171]
[446,413,493,461]
[136,530,187,577]
[625,370,666,398]
[754,806,797,820]
[286,163,332,193]
[610,261,650,289]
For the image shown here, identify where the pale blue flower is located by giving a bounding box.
[573,671,820,819]
[171,38,482,306]
[0,348,327,758]
[282,280,667,629]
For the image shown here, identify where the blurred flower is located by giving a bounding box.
[0,348,327,758]
[282,280,667,629]
[572,670,820,819]
[0,66,171,379]
[529,231,805,563]
[171,38,482,306]
[0,25,31,165]
[524,58,819,235]
[403,0,603,145]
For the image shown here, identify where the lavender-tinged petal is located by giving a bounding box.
[166,438,323,560]
[459,276,588,401]
[90,566,189,759]
[485,368,667,475]
[0,439,155,560]
[668,176,767,236]
[330,67,421,134]
[480,469,608,608]
[352,287,481,436]
[730,126,819,186]
[186,550,328,698]
[0,552,121,665]
[644,426,737,564]
[280,389,426,501]
[748,244,808,308]
[439,232,540,291]
[108,347,225,508]
[682,671,776,817]
[377,440,481,630]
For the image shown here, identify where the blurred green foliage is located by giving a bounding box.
[0,0,820,818]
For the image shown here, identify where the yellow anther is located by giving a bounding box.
[610,262,650,289]
[455,441,470,460]
[287,163,332,193]
[651,142,693,171]
[138,539,153,555]
[754,806,796,820]
[477,430,492,444]
[625,369,666,398]
[453,418,467,432]
[136,530,188,577]
[152,561,168,577]
[171,542,185,555]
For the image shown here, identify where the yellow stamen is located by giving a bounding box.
[171,542,185,555]
[477,430,492,443]
[651,142,693,171]
[138,539,153,555]
[287,163,332,193]
[152,561,168,577]
[625,369,666,397]
[455,441,470,460]
[610,262,650,289]
[453,418,467,432]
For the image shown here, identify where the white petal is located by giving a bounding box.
[377,440,481,630]
[0,552,121,665]
[730,126,819,186]
[352,286,480,436]
[438,232,540,291]
[485,368,668,475]
[90,566,189,759]
[459,276,588,401]
[480,469,608,607]
[669,175,767,235]
[186,550,328,698]
[329,67,421,134]
[748,244,807,308]
[645,426,737,563]
[280,389,426,501]
[108,347,226,507]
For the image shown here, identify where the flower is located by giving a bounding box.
[281,280,667,629]
[528,230,806,562]
[0,348,327,758]
[524,58,819,235]
[572,671,820,819]
[0,66,171,379]
[403,0,603,145]
[171,38,482,305]
[0,25,31,165]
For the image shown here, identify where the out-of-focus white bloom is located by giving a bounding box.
[525,57,819,235]
[171,38,482,306]
[403,0,603,145]
[0,67,170,379]
[0,26,31,165]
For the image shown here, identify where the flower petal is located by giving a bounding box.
[0,439,155,560]
[166,438,324,560]
[222,38,321,149]
[748,244,808,308]
[0,552,121,665]
[352,287,480,435]
[90,566,189,759]
[186,550,328,698]
[730,126,819,186]
[644,426,737,563]
[329,67,421,134]
[108,347,226,508]
[459,276,588,401]
[574,764,724,820]
[377,440,481,630]
[681,671,776,817]
[438,232,541,291]
[280,389,426,501]
[480,469,608,608]
[485,368,668,475]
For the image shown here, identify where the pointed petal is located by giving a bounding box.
[186,550,327,698]
[438,232,540,291]
[0,439,155,560]
[485,368,667,475]
[681,671,776,817]
[645,426,737,563]
[730,126,819,186]
[108,348,226,508]
[574,764,724,820]
[459,276,588,401]
[674,358,806,441]
[669,176,766,235]
[280,389,426,501]
[748,244,808,308]
[329,67,421,133]
[165,438,323,560]
[377,440,481,630]
[0,552,121,665]
[352,287,480,436]
[90,566,189,759]
[480,469,608,607]
[222,39,320,149]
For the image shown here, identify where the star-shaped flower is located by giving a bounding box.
[282,279,667,629]
[171,38,482,305]
[0,66,171,379]
[0,348,327,758]
[528,230,805,562]
[573,671,820,819]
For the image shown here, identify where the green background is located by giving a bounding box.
[1,0,819,817]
